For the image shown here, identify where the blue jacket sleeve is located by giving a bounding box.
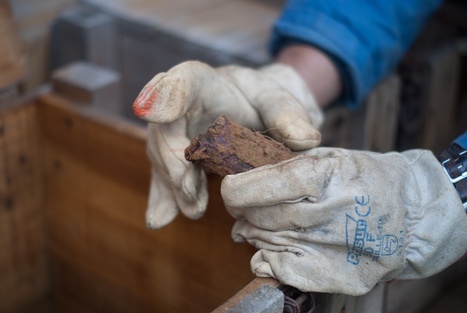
[270,0,442,109]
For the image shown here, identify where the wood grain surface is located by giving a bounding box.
[0,1,25,90]
[0,103,49,313]
[37,92,257,313]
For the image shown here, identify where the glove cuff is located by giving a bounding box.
[400,150,467,279]
[259,63,324,129]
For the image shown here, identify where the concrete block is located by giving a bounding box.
[51,5,117,70]
[52,61,122,114]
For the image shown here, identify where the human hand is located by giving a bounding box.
[221,148,467,295]
[133,61,323,229]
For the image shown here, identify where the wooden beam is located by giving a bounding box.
[0,102,49,313]
[0,1,26,90]
[364,74,401,152]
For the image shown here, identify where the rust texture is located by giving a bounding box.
[185,115,295,177]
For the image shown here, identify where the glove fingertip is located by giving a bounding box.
[251,251,275,278]
[232,234,246,243]
[145,172,181,229]
[283,134,321,151]
[179,201,207,220]
[268,115,321,151]
[145,204,179,229]
[177,181,209,221]
[181,167,207,202]
[176,168,208,220]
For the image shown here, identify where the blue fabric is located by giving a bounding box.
[270,0,442,109]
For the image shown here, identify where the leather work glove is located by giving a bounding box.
[221,148,467,295]
[132,61,323,229]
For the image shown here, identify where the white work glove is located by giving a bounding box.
[132,61,323,229]
[221,148,467,295]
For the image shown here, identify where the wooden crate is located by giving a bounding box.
[2,1,467,312]
[0,89,375,313]
[0,89,259,313]
[2,86,467,313]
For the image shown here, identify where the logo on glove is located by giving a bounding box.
[345,195,398,265]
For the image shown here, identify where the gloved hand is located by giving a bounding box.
[221,148,467,295]
[133,61,323,229]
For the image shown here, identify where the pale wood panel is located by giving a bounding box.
[364,74,401,152]
[0,1,25,90]
[0,103,49,313]
[9,0,76,92]
[422,46,460,154]
[38,92,257,313]
[9,0,76,33]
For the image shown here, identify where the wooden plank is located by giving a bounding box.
[14,27,50,93]
[364,74,401,152]
[8,0,77,92]
[0,102,50,313]
[320,106,353,148]
[0,1,25,90]
[422,46,460,154]
[396,19,462,153]
[37,92,257,313]
[9,0,76,34]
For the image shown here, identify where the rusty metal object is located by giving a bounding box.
[280,285,316,313]
[185,114,295,177]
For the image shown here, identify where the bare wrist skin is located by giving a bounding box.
[275,44,342,108]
